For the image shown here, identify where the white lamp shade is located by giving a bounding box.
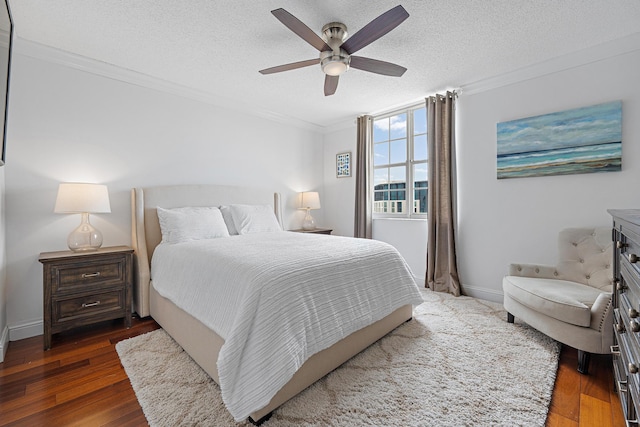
[54,183,111,213]
[300,191,321,210]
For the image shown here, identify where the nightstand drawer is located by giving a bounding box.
[53,289,126,324]
[52,255,128,293]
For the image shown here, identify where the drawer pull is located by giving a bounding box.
[617,323,626,333]
[628,253,639,263]
[631,321,640,333]
[630,308,639,319]
[81,301,101,308]
[82,272,101,279]
[616,280,626,291]
[611,345,621,355]
[629,363,639,374]
[617,241,629,249]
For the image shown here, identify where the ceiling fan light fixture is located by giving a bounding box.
[321,55,350,76]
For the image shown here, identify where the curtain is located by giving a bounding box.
[426,92,461,296]
[354,115,373,239]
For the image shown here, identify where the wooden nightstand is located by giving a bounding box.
[290,228,333,235]
[39,245,134,350]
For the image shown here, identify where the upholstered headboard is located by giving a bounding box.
[131,185,282,317]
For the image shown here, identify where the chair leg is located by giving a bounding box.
[507,312,514,323]
[577,350,591,375]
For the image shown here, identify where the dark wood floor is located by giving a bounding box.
[0,317,626,426]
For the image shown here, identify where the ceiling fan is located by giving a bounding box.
[259,5,409,96]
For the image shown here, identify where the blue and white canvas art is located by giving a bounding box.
[497,101,622,179]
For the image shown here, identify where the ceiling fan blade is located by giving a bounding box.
[271,8,332,52]
[350,56,407,77]
[341,5,409,54]
[324,75,339,96]
[259,58,319,75]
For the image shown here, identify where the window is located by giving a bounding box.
[372,104,427,217]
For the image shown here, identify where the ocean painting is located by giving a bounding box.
[497,101,622,179]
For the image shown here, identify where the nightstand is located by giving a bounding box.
[290,228,333,235]
[39,245,134,350]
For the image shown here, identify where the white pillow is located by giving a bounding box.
[229,204,282,234]
[219,205,238,235]
[157,206,230,243]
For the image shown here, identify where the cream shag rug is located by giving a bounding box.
[116,290,559,426]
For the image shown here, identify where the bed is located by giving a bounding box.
[131,184,423,424]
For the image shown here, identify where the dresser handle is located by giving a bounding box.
[81,301,101,308]
[630,308,639,319]
[611,345,621,355]
[629,254,639,263]
[617,323,626,333]
[616,280,626,291]
[82,272,101,279]
[630,363,639,374]
[617,241,629,249]
[631,321,640,333]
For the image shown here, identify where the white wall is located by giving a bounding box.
[323,125,356,237]
[4,41,324,340]
[457,45,640,301]
[0,168,6,361]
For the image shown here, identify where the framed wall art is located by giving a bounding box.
[336,152,351,178]
[496,101,622,179]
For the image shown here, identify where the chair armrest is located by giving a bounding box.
[508,263,558,279]
[590,292,613,332]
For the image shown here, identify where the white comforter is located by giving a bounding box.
[151,232,423,421]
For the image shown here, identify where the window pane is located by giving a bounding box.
[373,117,389,143]
[389,165,406,185]
[414,134,427,161]
[414,107,426,134]
[414,188,427,213]
[414,163,428,213]
[389,113,407,139]
[414,163,428,183]
[374,142,389,165]
[390,139,406,164]
[374,168,388,187]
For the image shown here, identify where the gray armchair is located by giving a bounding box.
[502,227,613,374]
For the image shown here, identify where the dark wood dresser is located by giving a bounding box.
[610,209,640,426]
[39,245,133,350]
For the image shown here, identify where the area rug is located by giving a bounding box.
[116,290,560,426]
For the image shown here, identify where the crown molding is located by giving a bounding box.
[14,37,326,134]
[461,32,640,96]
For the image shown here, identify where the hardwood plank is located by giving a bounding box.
[579,394,613,427]
[549,351,581,422]
[546,411,579,427]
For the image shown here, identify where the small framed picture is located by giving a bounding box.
[336,152,351,178]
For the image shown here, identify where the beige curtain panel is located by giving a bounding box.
[426,92,461,296]
[354,115,373,239]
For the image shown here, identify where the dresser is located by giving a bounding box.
[39,245,133,350]
[610,209,640,425]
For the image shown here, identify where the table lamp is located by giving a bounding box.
[54,182,111,252]
[299,191,321,230]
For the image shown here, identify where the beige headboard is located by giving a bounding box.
[131,184,283,317]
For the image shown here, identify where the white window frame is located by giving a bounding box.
[372,103,427,219]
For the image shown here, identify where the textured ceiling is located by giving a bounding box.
[8,0,640,129]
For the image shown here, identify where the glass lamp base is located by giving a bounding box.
[68,213,103,252]
[302,209,316,230]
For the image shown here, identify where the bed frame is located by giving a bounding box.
[131,184,412,424]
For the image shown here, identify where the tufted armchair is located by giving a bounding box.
[502,227,613,374]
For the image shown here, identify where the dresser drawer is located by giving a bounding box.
[51,254,128,294]
[53,289,126,325]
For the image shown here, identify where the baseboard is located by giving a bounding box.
[0,325,8,363]
[9,320,43,341]
[461,284,503,304]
